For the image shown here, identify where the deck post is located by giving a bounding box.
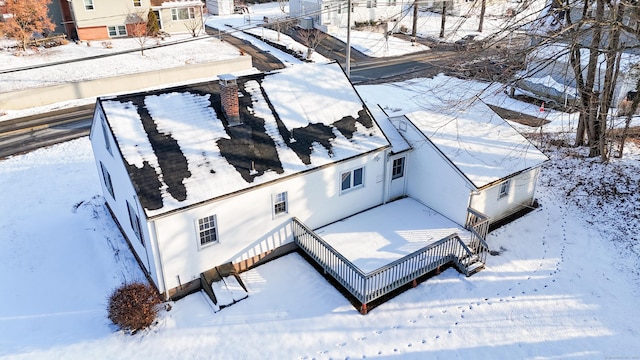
[360,303,368,315]
[412,279,417,288]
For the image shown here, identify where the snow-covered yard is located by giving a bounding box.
[1,130,639,359]
[1,2,640,359]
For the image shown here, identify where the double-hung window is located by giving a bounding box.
[498,180,511,199]
[391,157,405,179]
[171,7,196,21]
[100,162,115,200]
[197,215,219,248]
[101,117,112,156]
[107,25,127,37]
[127,201,143,245]
[341,167,364,192]
[84,0,94,10]
[133,0,142,7]
[273,191,288,217]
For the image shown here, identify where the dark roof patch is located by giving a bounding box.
[126,160,164,210]
[129,95,191,206]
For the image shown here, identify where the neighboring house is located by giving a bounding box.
[389,103,548,226]
[90,61,546,301]
[206,0,234,16]
[58,0,205,41]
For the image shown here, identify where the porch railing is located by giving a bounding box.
[292,217,482,309]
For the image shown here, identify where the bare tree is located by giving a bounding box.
[504,0,640,160]
[126,12,151,55]
[0,0,55,50]
[183,7,204,37]
[298,28,327,59]
[477,0,486,32]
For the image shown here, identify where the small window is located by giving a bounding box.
[84,0,94,10]
[101,117,112,155]
[341,167,364,192]
[197,215,219,247]
[100,162,115,200]
[127,201,143,245]
[273,191,288,217]
[366,0,376,8]
[108,25,127,37]
[133,0,142,6]
[498,180,511,199]
[391,157,405,179]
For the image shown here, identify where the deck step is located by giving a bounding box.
[461,254,479,266]
[211,275,248,308]
[466,261,485,276]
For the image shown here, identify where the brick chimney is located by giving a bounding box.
[219,74,241,126]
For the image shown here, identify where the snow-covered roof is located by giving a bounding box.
[400,103,548,189]
[100,62,389,218]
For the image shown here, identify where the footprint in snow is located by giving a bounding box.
[336,342,346,347]
[356,336,366,341]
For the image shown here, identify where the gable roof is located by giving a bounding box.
[399,103,548,189]
[99,62,389,218]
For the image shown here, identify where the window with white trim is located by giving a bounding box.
[84,0,94,10]
[108,25,127,37]
[101,117,112,155]
[366,0,377,8]
[171,7,196,21]
[341,167,364,192]
[197,215,219,247]
[273,191,288,217]
[127,201,143,245]
[498,180,511,199]
[100,161,115,200]
[391,157,405,179]
[133,0,142,6]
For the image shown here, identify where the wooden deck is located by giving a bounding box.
[293,198,489,314]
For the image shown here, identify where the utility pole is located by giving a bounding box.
[346,0,352,78]
[411,0,418,45]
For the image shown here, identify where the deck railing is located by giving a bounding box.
[292,217,481,309]
[465,207,490,264]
